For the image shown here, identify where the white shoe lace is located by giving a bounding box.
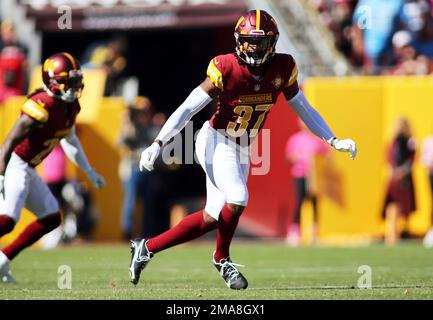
[137,255,151,263]
[221,260,245,281]
[135,240,152,264]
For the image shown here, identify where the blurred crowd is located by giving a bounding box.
[3,4,433,246]
[286,115,433,247]
[0,20,28,104]
[310,0,433,75]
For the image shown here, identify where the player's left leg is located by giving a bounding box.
[212,203,249,290]
[212,143,250,263]
[209,141,250,289]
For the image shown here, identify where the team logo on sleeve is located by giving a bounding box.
[272,75,283,89]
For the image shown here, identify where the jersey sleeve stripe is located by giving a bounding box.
[287,63,299,87]
[207,60,223,90]
[22,100,49,122]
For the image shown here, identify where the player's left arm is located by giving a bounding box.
[284,81,357,160]
[60,126,106,188]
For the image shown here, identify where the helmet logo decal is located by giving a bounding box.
[43,59,57,77]
[254,84,260,91]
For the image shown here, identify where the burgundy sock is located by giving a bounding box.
[214,205,240,263]
[2,213,61,260]
[147,210,216,254]
[0,215,15,238]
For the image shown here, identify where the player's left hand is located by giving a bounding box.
[86,169,106,189]
[331,138,357,160]
[0,175,4,200]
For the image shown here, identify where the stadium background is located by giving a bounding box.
[0,0,433,247]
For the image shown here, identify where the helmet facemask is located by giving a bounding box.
[235,32,279,67]
[50,69,84,102]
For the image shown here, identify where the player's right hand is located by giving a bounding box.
[139,142,161,172]
[0,175,4,200]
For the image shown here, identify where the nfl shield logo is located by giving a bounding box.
[254,84,260,91]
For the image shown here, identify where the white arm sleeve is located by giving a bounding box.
[60,126,92,174]
[156,85,212,144]
[288,90,335,143]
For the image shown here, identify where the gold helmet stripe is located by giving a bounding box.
[256,9,261,30]
[235,16,244,30]
[63,52,77,69]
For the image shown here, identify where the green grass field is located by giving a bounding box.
[1,241,433,299]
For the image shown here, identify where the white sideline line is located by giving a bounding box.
[248,284,429,290]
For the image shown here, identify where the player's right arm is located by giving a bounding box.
[139,77,220,172]
[0,114,40,198]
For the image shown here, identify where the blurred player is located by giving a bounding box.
[0,52,106,283]
[131,10,357,289]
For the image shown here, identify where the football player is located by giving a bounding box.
[0,52,106,283]
[130,10,357,289]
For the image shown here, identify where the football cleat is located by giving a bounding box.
[129,238,153,285]
[0,260,16,284]
[212,252,248,290]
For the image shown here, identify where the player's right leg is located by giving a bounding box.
[128,172,224,284]
[129,207,220,285]
[128,121,227,285]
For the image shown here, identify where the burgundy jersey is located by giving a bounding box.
[206,53,298,144]
[14,90,80,167]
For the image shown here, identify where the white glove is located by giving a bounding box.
[0,175,4,200]
[329,138,357,160]
[85,168,106,189]
[139,142,161,172]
